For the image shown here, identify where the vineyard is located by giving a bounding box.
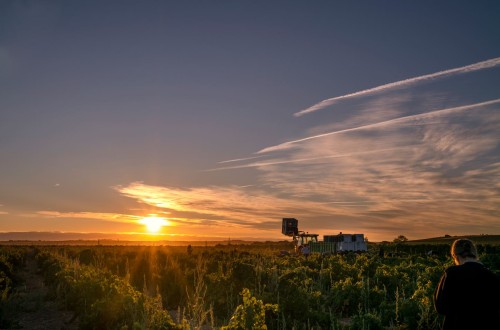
[1,241,499,329]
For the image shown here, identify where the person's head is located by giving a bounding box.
[451,239,478,265]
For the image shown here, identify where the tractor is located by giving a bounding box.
[282,218,368,254]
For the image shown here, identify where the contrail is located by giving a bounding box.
[294,57,500,117]
[218,155,265,164]
[261,98,500,153]
[206,147,404,171]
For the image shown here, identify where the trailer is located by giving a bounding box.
[282,218,367,254]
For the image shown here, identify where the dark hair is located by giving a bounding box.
[451,239,477,259]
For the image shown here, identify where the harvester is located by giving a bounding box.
[282,218,368,254]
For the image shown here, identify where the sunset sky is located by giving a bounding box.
[1,1,499,242]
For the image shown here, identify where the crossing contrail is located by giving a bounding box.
[206,147,406,171]
[294,57,500,117]
[262,98,500,153]
[218,155,265,164]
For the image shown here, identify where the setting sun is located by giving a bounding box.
[139,216,169,233]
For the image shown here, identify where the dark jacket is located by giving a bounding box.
[434,261,500,330]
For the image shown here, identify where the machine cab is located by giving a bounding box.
[282,218,319,254]
[296,233,318,246]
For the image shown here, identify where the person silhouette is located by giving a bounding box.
[434,239,500,329]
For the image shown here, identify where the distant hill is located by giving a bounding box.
[0,240,263,247]
[0,231,280,244]
[408,234,500,245]
[0,231,282,246]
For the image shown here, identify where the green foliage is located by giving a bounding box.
[0,246,26,328]
[1,242,498,329]
[350,311,383,330]
[222,288,278,330]
[36,249,179,330]
[0,255,14,300]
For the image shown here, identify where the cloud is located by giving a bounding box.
[113,182,364,237]
[260,99,500,153]
[206,89,500,239]
[115,182,329,219]
[218,155,265,164]
[109,60,500,241]
[0,204,8,215]
[294,57,500,116]
[37,211,141,224]
[208,147,407,171]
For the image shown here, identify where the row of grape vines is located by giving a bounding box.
[0,246,26,328]
[1,243,499,329]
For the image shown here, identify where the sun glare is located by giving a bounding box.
[140,216,169,233]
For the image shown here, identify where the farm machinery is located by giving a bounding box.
[282,218,367,254]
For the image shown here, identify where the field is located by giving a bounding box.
[1,240,499,329]
[407,234,500,246]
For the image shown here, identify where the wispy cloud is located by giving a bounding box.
[115,182,311,220]
[203,82,499,239]
[37,211,141,223]
[295,57,500,117]
[207,147,407,171]
[261,98,500,153]
[113,182,361,236]
[218,155,265,164]
[109,61,500,240]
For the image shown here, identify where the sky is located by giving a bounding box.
[1,1,499,242]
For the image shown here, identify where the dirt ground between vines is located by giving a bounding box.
[3,249,78,330]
